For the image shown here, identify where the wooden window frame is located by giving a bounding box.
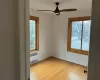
[67,16,91,55]
[30,16,39,52]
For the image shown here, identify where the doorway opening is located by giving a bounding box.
[29,0,92,80]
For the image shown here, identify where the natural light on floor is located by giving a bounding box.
[30,72,37,80]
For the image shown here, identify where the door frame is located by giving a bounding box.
[18,0,100,80]
[18,0,30,80]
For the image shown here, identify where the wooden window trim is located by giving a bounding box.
[67,16,91,55]
[30,16,39,52]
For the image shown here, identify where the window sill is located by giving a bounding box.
[30,50,39,54]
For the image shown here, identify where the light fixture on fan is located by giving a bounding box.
[37,2,77,16]
[55,12,60,15]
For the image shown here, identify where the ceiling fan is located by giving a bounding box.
[37,2,77,16]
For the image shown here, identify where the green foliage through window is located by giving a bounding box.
[30,20,36,50]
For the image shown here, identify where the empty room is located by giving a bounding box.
[29,0,92,80]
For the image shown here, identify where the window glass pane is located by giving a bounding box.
[71,21,82,49]
[82,20,91,51]
[30,20,36,50]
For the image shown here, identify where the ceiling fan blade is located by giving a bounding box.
[60,9,77,12]
[37,10,52,11]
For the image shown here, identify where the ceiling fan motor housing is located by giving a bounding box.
[54,2,60,15]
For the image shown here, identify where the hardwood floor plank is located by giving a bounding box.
[30,57,87,80]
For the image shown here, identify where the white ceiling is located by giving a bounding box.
[30,0,92,13]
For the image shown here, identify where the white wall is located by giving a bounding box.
[53,11,91,66]
[30,9,54,62]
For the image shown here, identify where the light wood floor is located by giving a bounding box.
[30,57,87,80]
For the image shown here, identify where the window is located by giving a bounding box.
[30,16,39,52]
[67,16,91,55]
